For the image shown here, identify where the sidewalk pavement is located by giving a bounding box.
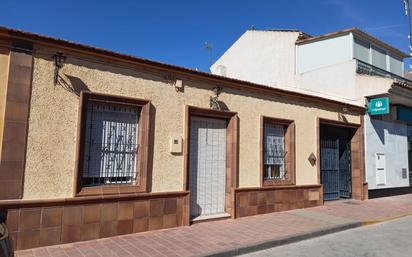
[15,194,412,257]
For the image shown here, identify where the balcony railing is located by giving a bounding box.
[356,59,412,87]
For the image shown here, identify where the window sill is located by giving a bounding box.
[76,184,146,197]
[262,179,295,187]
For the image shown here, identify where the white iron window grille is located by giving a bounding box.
[264,123,285,180]
[82,102,140,187]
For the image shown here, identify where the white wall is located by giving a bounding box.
[296,59,360,105]
[210,30,299,88]
[296,34,352,74]
[356,73,393,100]
[210,31,366,106]
[211,31,400,108]
[364,115,410,190]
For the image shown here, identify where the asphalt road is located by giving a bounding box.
[241,216,412,257]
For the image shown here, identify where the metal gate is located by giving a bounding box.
[320,139,351,200]
[408,137,412,187]
[339,141,352,198]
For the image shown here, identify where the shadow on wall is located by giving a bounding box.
[57,74,90,96]
[216,100,229,111]
[49,55,356,116]
[370,118,407,145]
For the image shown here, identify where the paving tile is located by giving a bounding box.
[14,194,412,257]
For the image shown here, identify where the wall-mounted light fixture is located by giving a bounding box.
[210,86,223,110]
[174,79,183,92]
[338,106,350,123]
[338,113,348,123]
[53,52,66,86]
[163,74,184,92]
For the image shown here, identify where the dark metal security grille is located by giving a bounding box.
[321,139,352,200]
[339,141,352,198]
[321,139,340,201]
[82,102,139,187]
[408,136,412,187]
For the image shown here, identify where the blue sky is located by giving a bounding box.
[0,0,410,71]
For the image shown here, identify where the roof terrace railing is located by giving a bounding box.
[356,59,412,85]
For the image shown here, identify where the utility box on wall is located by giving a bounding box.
[169,135,182,154]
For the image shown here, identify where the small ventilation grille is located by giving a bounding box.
[402,168,408,179]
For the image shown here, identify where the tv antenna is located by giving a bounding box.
[204,42,213,65]
[404,0,412,70]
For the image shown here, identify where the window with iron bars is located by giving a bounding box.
[82,101,140,187]
[263,122,286,180]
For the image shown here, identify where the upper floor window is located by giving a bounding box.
[371,45,387,70]
[354,38,370,64]
[354,38,404,76]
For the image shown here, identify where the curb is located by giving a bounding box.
[198,212,412,257]
[362,212,412,226]
[196,222,362,257]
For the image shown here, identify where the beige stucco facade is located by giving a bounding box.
[0,48,9,158]
[20,45,361,200]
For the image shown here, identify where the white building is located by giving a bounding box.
[211,28,412,198]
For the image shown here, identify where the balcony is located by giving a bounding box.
[356,59,412,87]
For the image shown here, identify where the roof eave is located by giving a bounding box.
[296,28,408,58]
[0,26,365,113]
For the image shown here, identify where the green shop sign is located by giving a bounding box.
[368,97,389,115]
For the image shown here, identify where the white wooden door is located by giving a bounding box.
[189,116,226,219]
[376,153,386,185]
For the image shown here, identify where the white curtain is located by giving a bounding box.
[264,124,285,177]
[83,103,139,183]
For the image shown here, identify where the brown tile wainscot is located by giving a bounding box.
[0,191,189,250]
[235,185,322,218]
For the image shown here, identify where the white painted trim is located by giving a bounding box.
[369,42,373,64]
[192,213,230,222]
[386,50,390,71]
[295,44,299,74]
[349,32,354,59]
[403,58,405,75]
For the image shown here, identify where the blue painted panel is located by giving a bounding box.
[397,106,412,123]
